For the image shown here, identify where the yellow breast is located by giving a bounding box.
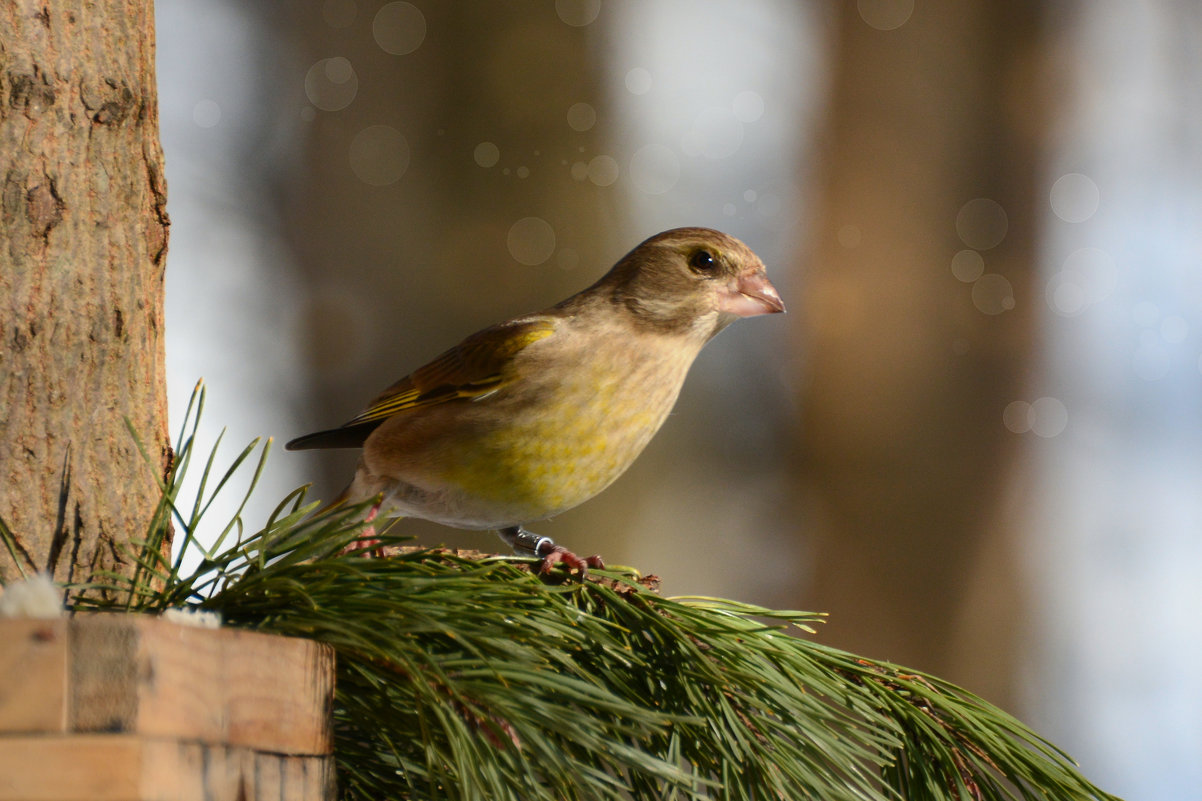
[445,354,685,519]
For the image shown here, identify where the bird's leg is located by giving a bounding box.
[497,525,604,576]
[343,499,385,558]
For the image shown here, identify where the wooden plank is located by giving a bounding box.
[0,734,146,801]
[0,735,335,801]
[0,619,68,734]
[66,615,333,754]
[223,625,335,755]
[245,747,339,801]
[68,615,158,737]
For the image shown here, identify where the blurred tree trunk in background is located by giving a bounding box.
[797,1,1046,704]
[0,1,171,583]
[278,4,622,548]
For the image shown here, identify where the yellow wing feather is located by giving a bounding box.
[344,319,555,426]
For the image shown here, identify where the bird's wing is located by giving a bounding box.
[285,318,555,451]
[346,318,556,425]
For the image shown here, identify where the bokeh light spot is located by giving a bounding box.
[349,125,410,186]
[555,0,601,27]
[324,57,353,83]
[587,155,619,186]
[304,57,358,111]
[1046,273,1088,316]
[1030,397,1069,438]
[722,203,737,216]
[951,249,984,283]
[1003,401,1032,433]
[192,99,221,128]
[566,102,597,132]
[1046,247,1117,316]
[507,217,557,266]
[1050,173,1100,223]
[858,0,915,30]
[474,141,500,168]
[625,68,652,95]
[971,273,1015,315]
[373,2,426,55]
[629,144,679,195]
[956,198,1008,250]
[732,90,765,123]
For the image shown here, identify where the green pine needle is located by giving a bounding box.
[60,381,1120,801]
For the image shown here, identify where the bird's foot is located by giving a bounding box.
[498,526,603,577]
[537,543,605,576]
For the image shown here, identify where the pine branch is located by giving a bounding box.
[57,382,1121,801]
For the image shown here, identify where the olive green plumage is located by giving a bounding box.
[287,227,784,569]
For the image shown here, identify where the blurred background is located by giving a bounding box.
[158,2,1201,798]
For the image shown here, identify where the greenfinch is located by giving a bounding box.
[287,227,784,573]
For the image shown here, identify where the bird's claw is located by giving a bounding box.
[537,544,605,577]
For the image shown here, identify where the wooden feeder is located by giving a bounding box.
[0,614,335,801]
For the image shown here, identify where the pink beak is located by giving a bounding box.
[719,272,786,317]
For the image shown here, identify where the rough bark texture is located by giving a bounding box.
[796,2,1046,704]
[0,0,170,584]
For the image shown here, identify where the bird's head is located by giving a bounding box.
[598,227,785,340]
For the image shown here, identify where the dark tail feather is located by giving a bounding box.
[285,421,383,451]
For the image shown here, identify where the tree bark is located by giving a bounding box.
[0,0,170,584]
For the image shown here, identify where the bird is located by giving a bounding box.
[286,227,784,574]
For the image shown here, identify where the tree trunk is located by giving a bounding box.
[796,1,1045,704]
[0,0,170,584]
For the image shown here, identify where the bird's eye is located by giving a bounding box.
[689,250,717,273]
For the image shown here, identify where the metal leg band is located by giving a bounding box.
[512,527,554,557]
